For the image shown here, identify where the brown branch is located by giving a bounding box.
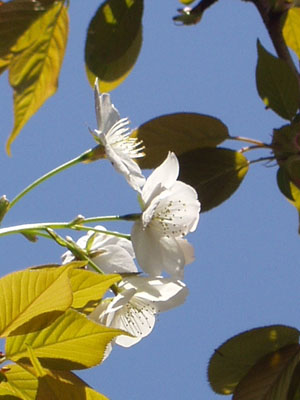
[251,0,300,81]
[191,0,219,14]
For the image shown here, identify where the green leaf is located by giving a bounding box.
[6,1,69,155]
[6,309,122,370]
[85,0,143,91]
[0,265,73,338]
[277,167,294,201]
[256,40,300,120]
[178,147,249,211]
[283,9,300,60]
[208,325,300,395]
[69,268,121,310]
[0,364,38,400]
[0,0,53,66]
[234,344,300,400]
[36,370,109,400]
[277,166,300,233]
[133,113,229,169]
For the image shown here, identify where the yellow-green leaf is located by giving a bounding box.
[0,265,73,338]
[283,8,300,60]
[85,0,143,91]
[6,2,69,155]
[208,325,300,395]
[133,113,229,169]
[69,268,121,310]
[36,370,109,400]
[6,309,122,370]
[178,147,249,211]
[0,364,38,400]
[234,344,300,400]
[179,0,196,4]
[256,40,300,120]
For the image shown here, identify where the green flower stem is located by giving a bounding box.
[72,225,131,240]
[9,148,95,210]
[46,228,120,295]
[0,215,129,238]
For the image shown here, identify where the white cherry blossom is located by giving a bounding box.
[92,81,145,191]
[131,152,200,279]
[61,226,137,274]
[89,276,188,350]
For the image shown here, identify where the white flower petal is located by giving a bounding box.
[131,221,186,279]
[61,227,136,274]
[105,144,145,191]
[92,84,145,191]
[94,83,120,135]
[141,152,179,207]
[123,276,188,312]
[92,244,137,274]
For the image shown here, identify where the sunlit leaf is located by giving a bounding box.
[6,1,69,154]
[283,8,300,60]
[85,0,143,91]
[6,309,123,370]
[233,344,300,400]
[69,268,121,310]
[256,40,300,120]
[0,363,38,400]
[36,370,109,400]
[0,265,73,338]
[178,147,249,211]
[208,325,300,395]
[133,113,229,169]
[179,0,196,4]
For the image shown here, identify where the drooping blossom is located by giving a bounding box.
[61,226,137,274]
[131,151,200,279]
[91,80,145,191]
[89,276,188,350]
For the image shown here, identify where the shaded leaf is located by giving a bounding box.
[85,0,143,91]
[133,113,229,169]
[0,265,73,338]
[6,309,122,370]
[234,344,300,400]
[283,9,300,60]
[271,122,300,162]
[0,0,53,60]
[277,165,300,232]
[0,363,38,400]
[6,1,69,154]
[69,268,121,310]
[277,167,294,201]
[256,40,299,120]
[208,325,300,395]
[178,147,249,211]
[86,25,142,92]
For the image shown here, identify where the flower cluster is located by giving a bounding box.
[62,84,200,355]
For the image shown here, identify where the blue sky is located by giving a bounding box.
[1,0,300,399]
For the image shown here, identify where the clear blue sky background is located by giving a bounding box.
[1,0,300,399]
